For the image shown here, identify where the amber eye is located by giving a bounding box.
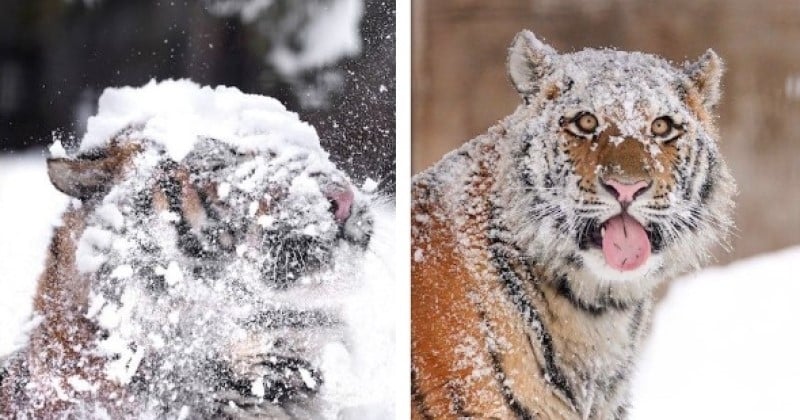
[651,116,674,137]
[575,112,598,134]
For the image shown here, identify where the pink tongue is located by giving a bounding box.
[601,213,651,271]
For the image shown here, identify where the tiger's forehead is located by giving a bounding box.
[551,49,689,137]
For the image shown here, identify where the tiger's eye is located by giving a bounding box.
[576,113,598,133]
[651,117,672,136]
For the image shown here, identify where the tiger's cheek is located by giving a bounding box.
[563,137,601,194]
[650,144,682,199]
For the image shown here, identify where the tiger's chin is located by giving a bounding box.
[581,250,664,284]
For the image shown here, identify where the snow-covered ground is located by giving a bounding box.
[629,247,800,418]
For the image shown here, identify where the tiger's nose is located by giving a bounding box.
[602,178,651,204]
[325,185,354,223]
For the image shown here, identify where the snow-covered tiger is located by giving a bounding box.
[0,80,377,419]
[411,31,736,419]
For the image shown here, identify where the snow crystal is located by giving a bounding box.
[362,178,379,193]
[247,201,260,217]
[256,215,274,228]
[51,378,72,402]
[48,139,68,158]
[217,182,231,199]
[177,406,191,420]
[299,368,317,389]
[648,142,662,157]
[167,310,180,325]
[251,378,265,398]
[79,79,322,161]
[96,204,125,231]
[105,345,145,385]
[96,303,122,330]
[67,375,97,393]
[159,211,180,223]
[76,226,115,273]
[156,261,183,286]
[109,265,133,280]
[86,293,107,319]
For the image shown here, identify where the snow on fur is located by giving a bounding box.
[1,80,393,418]
[75,79,322,161]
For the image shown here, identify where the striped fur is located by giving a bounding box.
[411,31,735,419]
[1,134,373,418]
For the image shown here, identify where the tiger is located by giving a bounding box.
[0,82,374,419]
[411,30,736,419]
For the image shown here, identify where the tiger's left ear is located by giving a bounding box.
[507,30,557,100]
[683,49,724,109]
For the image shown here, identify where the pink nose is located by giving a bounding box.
[325,186,354,223]
[602,179,650,203]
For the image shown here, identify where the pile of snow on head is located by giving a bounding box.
[57,79,375,418]
[79,78,322,160]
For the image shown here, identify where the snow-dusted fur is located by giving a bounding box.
[0,131,373,418]
[411,31,735,419]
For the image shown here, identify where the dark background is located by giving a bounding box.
[0,0,395,192]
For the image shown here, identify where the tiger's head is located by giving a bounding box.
[48,132,373,291]
[500,31,735,298]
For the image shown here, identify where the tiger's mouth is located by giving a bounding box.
[259,195,373,288]
[582,213,663,272]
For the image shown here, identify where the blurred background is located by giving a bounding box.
[412,0,800,263]
[0,0,396,193]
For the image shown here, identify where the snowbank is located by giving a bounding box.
[630,246,800,419]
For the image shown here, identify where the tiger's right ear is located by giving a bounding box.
[47,157,118,200]
[47,143,140,200]
[507,30,557,100]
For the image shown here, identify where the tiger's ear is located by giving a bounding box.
[47,157,118,200]
[47,143,140,199]
[507,30,557,100]
[683,49,724,109]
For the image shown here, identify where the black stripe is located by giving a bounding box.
[628,301,645,342]
[564,253,583,269]
[411,369,435,420]
[682,138,705,201]
[446,382,484,418]
[554,276,630,316]
[613,403,628,420]
[478,310,536,420]
[486,225,578,409]
[575,218,600,251]
[648,223,665,252]
[698,150,716,204]
[518,133,538,189]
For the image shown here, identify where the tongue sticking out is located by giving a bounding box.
[601,213,651,271]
